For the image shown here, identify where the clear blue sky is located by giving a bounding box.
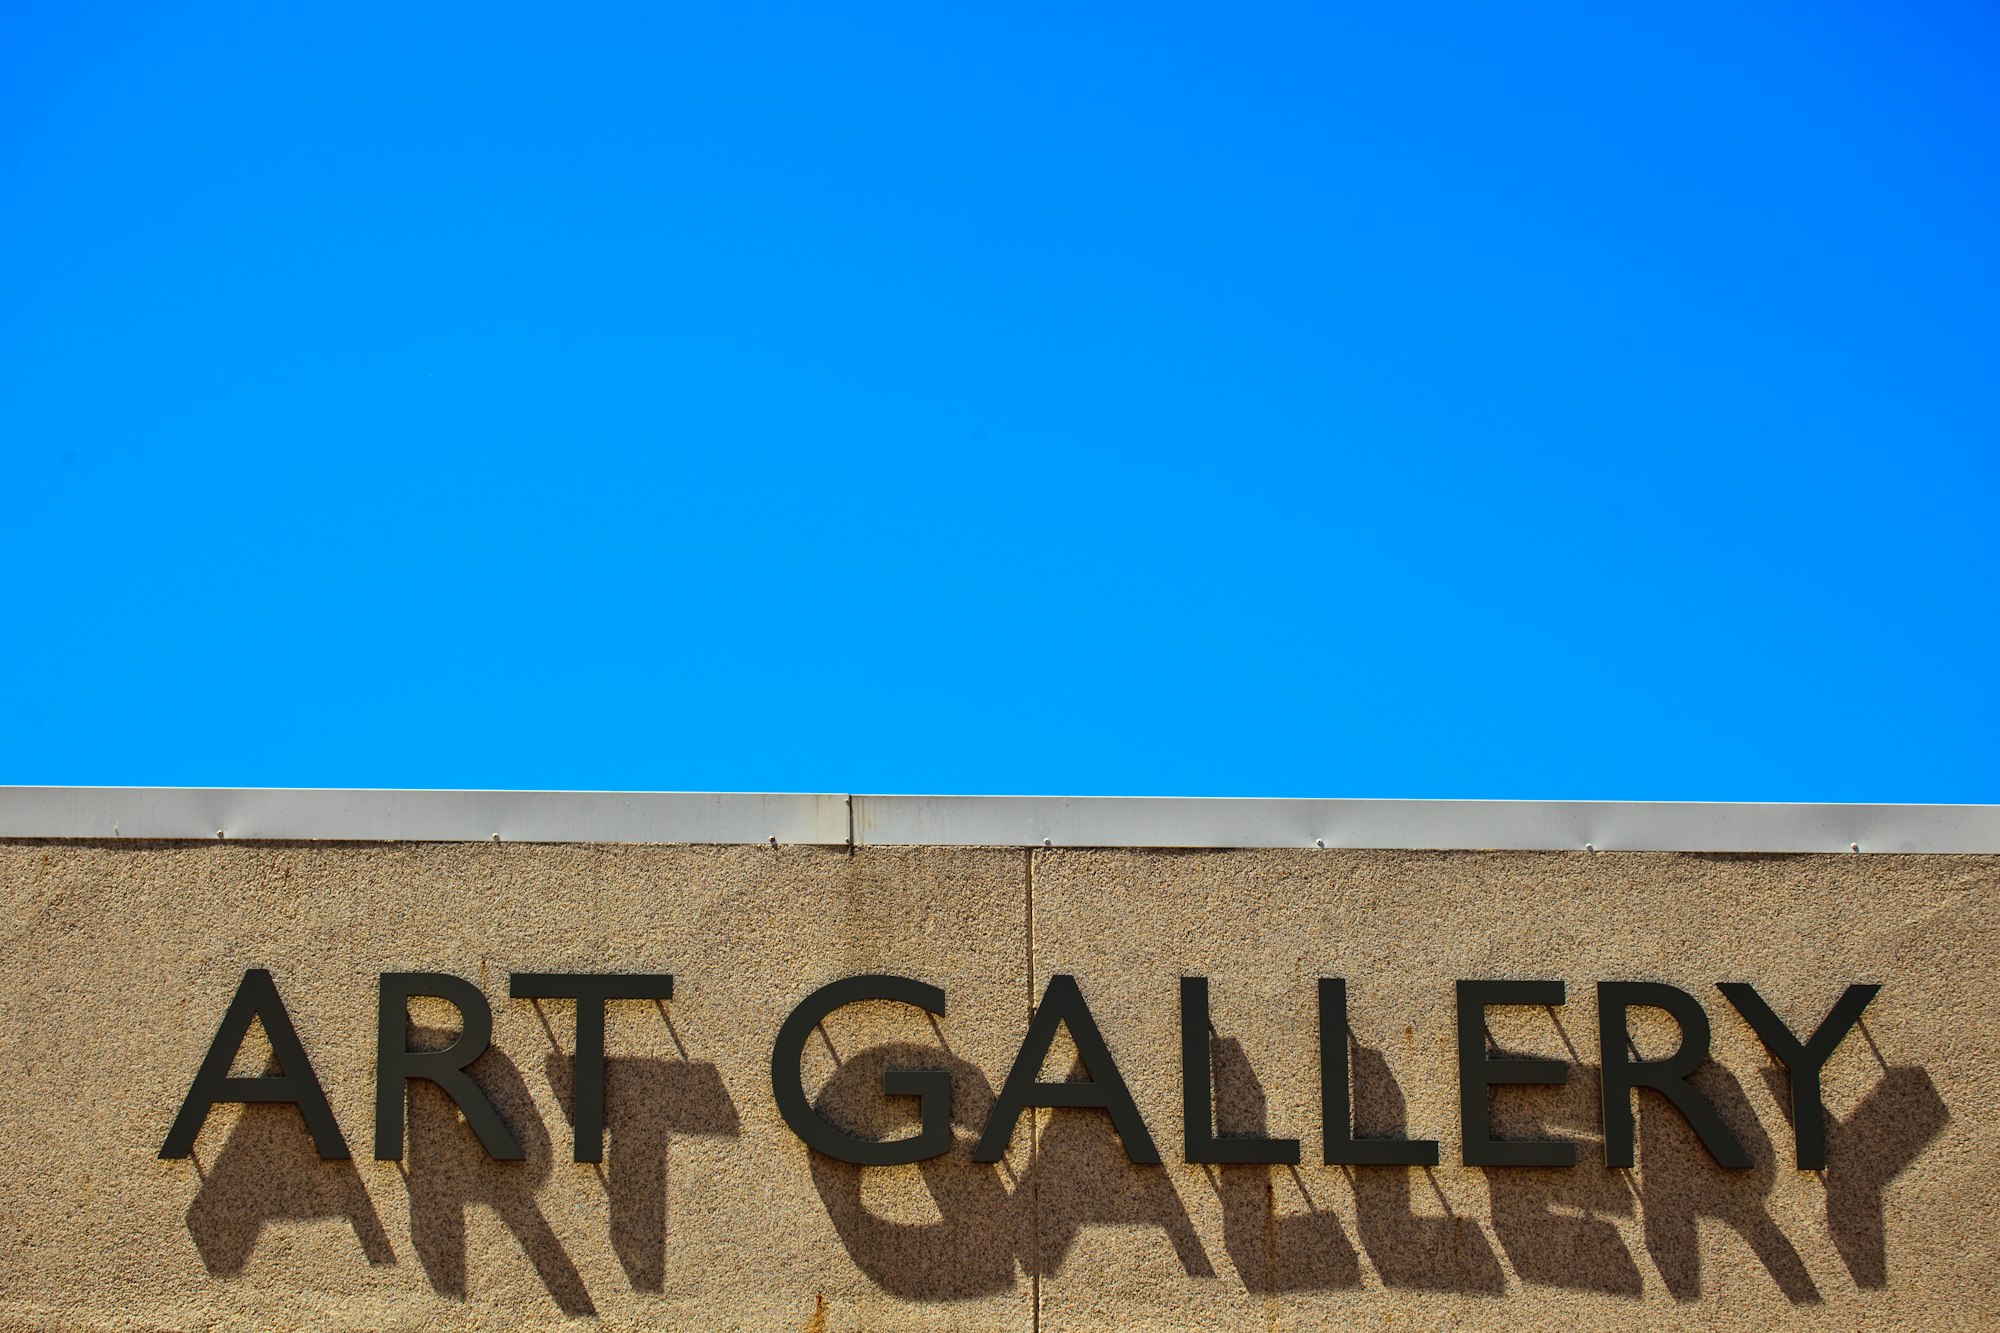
[3,2,1995,800]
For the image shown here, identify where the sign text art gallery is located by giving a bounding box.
[163,969,1879,1176]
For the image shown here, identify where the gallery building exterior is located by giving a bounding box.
[1,788,1994,1331]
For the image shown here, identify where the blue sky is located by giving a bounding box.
[3,2,1995,800]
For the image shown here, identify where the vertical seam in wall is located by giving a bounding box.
[1027,845,1040,1333]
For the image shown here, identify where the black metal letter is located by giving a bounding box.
[1180,977,1300,1164]
[1719,981,1879,1170]
[974,973,1159,1164]
[509,972,677,1163]
[1457,979,1575,1167]
[160,968,348,1160]
[375,972,522,1161]
[1322,978,1439,1165]
[770,974,953,1166]
[1598,981,1748,1168]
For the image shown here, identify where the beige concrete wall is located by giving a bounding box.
[0,840,1992,1330]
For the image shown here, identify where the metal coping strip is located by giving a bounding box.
[1,788,1997,853]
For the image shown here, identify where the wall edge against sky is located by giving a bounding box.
[2,787,1998,853]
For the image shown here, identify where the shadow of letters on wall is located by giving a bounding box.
[1029,1089,1216,1280]
[403,1034,596,1316]
[165,969,1952,1308]
[186,1102,396,1277]
[545,1051,741,1292]
[1346,1042,1506,1293]
[1481,1057,1643,1297]
[1638,1060,1819,1303]
[1208,1035,1361,1292]
[807,1041,1023,1299]
[1760,1061,1949,1289]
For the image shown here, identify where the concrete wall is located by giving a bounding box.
[0,839,1992,1330]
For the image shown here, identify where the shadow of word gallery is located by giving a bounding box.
[163,968,1943,1305]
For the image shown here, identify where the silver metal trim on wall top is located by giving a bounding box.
[0,788,852,847]
[2,787,1997,852]
[850,794,2000,853]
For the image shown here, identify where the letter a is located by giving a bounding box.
[160,968,348,1159]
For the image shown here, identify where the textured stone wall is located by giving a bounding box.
[0,840,1992,1330]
